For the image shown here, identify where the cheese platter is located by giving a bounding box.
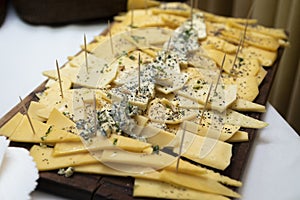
[0,1,287,199]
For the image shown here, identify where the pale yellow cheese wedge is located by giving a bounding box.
[0,112,23,137]
[100,149,176,170]
[134,178,230,200]
[256,66,268,85]
[53,134,152,156]
[28,101,49,122]
[230,98,266,112]
[225,109,268,129]
[159,170,241,198]
[75,162,161,179]
[30,145,99,171]
[173,131,232,170]
[9,116,80,143]
[46,108,77,134]
[226,131,249,142]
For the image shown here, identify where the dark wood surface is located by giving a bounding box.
[0,35,284,200]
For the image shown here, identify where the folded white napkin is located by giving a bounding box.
[0,136,39,200]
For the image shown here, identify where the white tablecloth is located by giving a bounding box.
[1,4,299,200]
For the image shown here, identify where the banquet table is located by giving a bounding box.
[1,4,300,200]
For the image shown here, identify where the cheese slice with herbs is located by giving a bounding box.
[30,145,99,171]
[9,115,80,143]
[0,112,24,137]
[225,109,268,128]
[159,170,240,198]
[173,131,232,170]
[46,108,77,134]
[134,178,231,200]
[226,131,249,142]
[230,98,266,112]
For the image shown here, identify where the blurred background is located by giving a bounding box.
[0,0,299,133]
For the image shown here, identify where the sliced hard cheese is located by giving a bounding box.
[53,134,152,156]
[223,76,259,101]
[240,45,277,67]
[100,149,176,170]
[73,53,118,89]
[159,170,240,198]
[226,131,249,142]
[172,131,232,170]
[28,101,49,122]
[30,145,99,171]
[133,178,230,200]
[225,109,268,128]
[47,108,77,134]
[148,98,198,124]
[9,115,80,143]
[230,98,266,112]
[183,121,239,141]
[0,112,23,137]
[43,63,79,83]
[201,36,237,54]
[256,66,268,85]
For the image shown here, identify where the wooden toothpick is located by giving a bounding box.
[56,60,64,99]
[176,123,187,172]
[199,82,214,126]
[231,3,255,75]
[214,53,226,93]
[84,34,89,73]
[130,9,134,28]
[241,2,255,50]
[108,20,114,56]
[164,36,172,63]
[93,93,98,136]
[138,53,141,92]
[19,96,36,135]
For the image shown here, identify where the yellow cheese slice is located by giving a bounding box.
[230,98,266,112]
[46,108,77,134]
[127,0,160,10]
[146,126,175,147]
[225,109,268,129]
[92,27,173,63]
[201,36,237,54]
[100,149,176,170]
[173,131,232,170]
[183,121,239,142]
[9,116,80,143]
[30,145,99,171]
[75,162,161,180]
[159,170,241,198]
[28,101,49,122]
[0,112,24,137]
[43,63,80,83]
[223,76,259,101]
[227,131,249,142]
[53,134,152,156]
[240,45,277,67]
[134,178,231,200]
[256,66,268,85]
[201,168,242,187]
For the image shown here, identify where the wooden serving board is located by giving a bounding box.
[0,33,284,199]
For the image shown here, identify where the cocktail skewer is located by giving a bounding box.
[176,123,187,172]
[214,53,226,93]
[199,82,214,126]
[138,53,141,92]
[19,96,36,135]
[56,60,64,99]
[84,34,89,73]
